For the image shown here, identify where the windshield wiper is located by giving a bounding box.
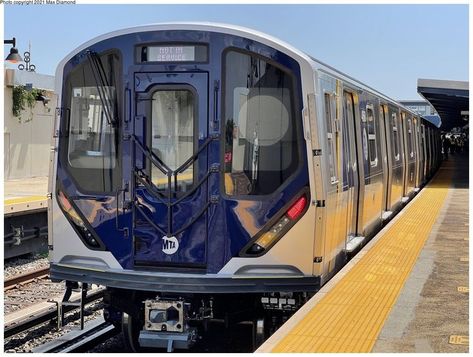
[86,50,117,127]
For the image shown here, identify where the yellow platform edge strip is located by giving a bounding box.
[272,167,452,353]
[4,195,47,206]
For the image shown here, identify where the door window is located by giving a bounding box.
[407,118,414,158]
[324,93,337,183]
[391,112,400,161]
[150,89,195,192]
[366,105,378,167]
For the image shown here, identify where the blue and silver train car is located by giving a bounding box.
[49,23,441,350]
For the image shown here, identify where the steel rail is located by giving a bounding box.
[32,317,118,353]
[4,288,105,338]
[4,267,50,291]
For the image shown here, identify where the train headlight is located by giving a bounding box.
[58,191,84,228]
[243,195,308,255]
[254,217,290,249]
[57,190,100,248]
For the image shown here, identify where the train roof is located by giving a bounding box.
[55,22,429,124]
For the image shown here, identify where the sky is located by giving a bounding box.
[4,3,469,100]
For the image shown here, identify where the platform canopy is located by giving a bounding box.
[417,78,469,131]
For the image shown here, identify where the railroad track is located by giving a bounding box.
[5,287,105,339]
[4,267,64,316]
[32,317,118,353]
[4,267,50,291]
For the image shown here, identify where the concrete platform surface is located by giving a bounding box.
[4,176,49,215]
[4,176,49,199]
[372,153,468,353]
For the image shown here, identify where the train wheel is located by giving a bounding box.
[122,312,141,352]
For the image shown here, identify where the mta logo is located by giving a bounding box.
[162,236,179,255]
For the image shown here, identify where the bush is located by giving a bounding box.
[12,85,45,122]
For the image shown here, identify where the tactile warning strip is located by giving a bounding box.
[271,168,452,353]
[4,195,48,215]
[4,195,46,205]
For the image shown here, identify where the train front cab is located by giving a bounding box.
[50,25,326,351]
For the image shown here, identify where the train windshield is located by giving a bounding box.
[62,51,121,193]
[223,50,299,196]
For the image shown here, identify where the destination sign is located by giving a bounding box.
[148,46,196,62]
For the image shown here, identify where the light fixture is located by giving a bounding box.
[243,194,309,255]
[4,38,23,63]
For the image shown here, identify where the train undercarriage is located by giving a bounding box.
[101,287,312,352]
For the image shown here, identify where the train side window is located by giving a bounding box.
[366,105,378,167]
[223,50,299,196]
[391,112,400,161]
[324,93,337,183]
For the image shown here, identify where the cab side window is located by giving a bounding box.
[223,50,300,196]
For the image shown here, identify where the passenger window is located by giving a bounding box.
[64,51,121,192]
[324,93,337,183]
[366,105,378,167]
[391,112,400,161]
[223,50,299,196]
[151,90,195,192]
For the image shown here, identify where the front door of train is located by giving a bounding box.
[132,72,210,268]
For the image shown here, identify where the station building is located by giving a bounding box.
[4,69,56,180]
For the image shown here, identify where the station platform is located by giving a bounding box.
[4,176,48,215]
[257,153,469,353]
[4,177,49,259]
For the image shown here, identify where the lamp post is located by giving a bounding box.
[17,41,36,72]
[4,37,23,63]
[18,49,36,72]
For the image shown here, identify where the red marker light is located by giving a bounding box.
[286,196,307,220]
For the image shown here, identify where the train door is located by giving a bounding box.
[413,117,422,188]
[132,72,210,268]
[358,97,384,237]
[321,88,344,269]
[319,76,351,270]
[387,108,403,211]
[433,131,439,169]
[405,114,416,195]
[400,112,412,199]
[342,91,360,251]
[421,124,427,181]
[379,104,392,217]
[425,126,431,177]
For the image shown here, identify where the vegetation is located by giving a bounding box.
[12,85,45,122]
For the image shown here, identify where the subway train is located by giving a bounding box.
[49,23,441,351]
